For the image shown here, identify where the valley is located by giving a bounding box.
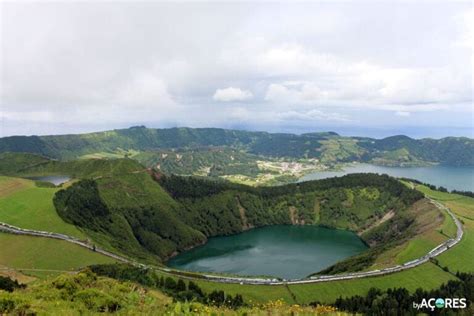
[1,126,473,187]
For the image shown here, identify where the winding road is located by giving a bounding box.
[0,197,463,285]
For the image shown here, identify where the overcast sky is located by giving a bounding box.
[1,1,472,138]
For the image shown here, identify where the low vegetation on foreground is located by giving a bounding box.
[1,268,472,315]
[0,270,341,315]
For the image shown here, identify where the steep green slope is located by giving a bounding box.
[133,147,261,177]
[1,126,472,165]
[357,135,474,166]
[0,153,51,175]
[0,152,144,178]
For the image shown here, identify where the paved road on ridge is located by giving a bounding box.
[0,197,463,285]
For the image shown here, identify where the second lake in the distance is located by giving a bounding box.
[26,175,71,186]
[167,225,368,279]
[300,163,474,192]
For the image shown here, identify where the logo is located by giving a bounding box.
[413,298,467,311]
[435,298,445,308]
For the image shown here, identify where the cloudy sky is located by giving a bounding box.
[1,1,472,138]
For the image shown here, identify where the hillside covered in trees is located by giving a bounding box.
[1,126,473,167]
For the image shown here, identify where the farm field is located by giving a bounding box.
[0,176,85,239]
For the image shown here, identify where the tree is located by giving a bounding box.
[188,281,204,298]
[164,277,176,290]
[208,290,225,306]
[176,279,186,292]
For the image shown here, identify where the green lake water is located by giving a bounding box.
[167,225,368,279]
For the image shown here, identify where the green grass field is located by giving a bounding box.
[415,185,474,273]
[366,197,453,269]
[149,261,456,305]
[393,206,456,265]
[196,280,296,304]
[288,262,455,304]
[395,238,438,264]
[0,176,85,239]
[0,233,115,278]
[0,176,117,278]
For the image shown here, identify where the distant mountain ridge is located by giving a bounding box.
[0,126,473,166]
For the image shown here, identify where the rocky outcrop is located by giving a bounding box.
[236,197,254,230]
[289,206,305,225]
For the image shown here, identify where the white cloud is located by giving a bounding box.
[277,109,351,122]
[115,72,175,107]
[395,111,411,117]
[0,2,472,136]
[263,61,471,113]
[213,87,253,102]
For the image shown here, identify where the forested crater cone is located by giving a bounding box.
[52,166,426,273]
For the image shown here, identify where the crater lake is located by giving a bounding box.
[167,225,368,279]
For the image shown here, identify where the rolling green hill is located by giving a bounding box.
[1,126,472,167]
[0,152,145,178]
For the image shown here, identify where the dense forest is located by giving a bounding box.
[1,126,473,166]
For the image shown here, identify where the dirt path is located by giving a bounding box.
[358,210,395,236]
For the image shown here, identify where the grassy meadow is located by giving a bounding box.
[415,185,474,273]
[0,233,115,278]
[0,176,116,278]
[288,262,455,304]
[0,176,85,238]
